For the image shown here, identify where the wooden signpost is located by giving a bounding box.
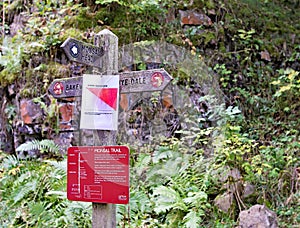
[50,29,173,227]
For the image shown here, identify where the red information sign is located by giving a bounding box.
[67,146,129,204]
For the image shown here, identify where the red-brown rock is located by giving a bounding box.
[179,10,212,26]
[20,99,43,124]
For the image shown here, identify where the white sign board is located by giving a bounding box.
[80,74,119,130]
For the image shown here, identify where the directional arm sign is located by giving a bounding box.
[119,68,172,93]
[61,38,105,68]
[48,76,82,98]
[48,69,173,98]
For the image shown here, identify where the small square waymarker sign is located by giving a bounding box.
[67,146,129,204]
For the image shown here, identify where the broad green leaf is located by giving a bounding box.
[183,211,201,228]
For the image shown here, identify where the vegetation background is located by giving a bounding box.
[0,0,299,227]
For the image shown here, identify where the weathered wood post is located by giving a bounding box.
[49,29,173,228]
[91,29,118,228]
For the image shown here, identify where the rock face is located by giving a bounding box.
[20,99,43,124]
[238,204,278,228]
[214,191,235,213]
[179,10,212,26]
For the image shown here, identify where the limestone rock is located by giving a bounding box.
[242,182,255,199]
[214,191,235,213]
[260,50,271,61]
[238,204,278,228]
[220,167,242,182]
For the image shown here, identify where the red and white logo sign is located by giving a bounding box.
[53,82,64,95]
[80,74,119,130]
[151,72,164,88]
[87,88,118,110]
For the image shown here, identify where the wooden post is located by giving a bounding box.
[91,29,118,228]
[54,29,173,228]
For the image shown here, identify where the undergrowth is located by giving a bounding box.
[0,0,299,227]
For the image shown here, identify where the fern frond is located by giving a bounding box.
[46,191,67,199]
[183,211,202,228]
[152,185,184,213]
[2,155,19,169]
[183,191,207,206]
[134,153,151,176]
[16,139,60,154]
[44,160,67,172]
[13,179,38,204]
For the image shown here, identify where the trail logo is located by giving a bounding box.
[80,74,119,130]
[87,88,118,111]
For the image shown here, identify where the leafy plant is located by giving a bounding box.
[0,37,26,86]
[16,139,60,157]
[271,68,300,98]
[0,154,92,227]
[33,96,60,135]
[96,0,127,5]
[214,63,232,88]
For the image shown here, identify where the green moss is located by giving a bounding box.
[0,69,18,87]
[188,30,216,47]
[58,27,83,43]
[18,62,70,98]
[165,34,184,47]
[46,62,70,80]
[74,7,97,30]
[219,42,226,53]
[203,31,216,45]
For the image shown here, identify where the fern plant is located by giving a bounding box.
[117,138,213,227]
[150,161,210,228]
[16,139,60,157]
[0,154,92,227]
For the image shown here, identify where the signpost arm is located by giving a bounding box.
[92,29,118,228]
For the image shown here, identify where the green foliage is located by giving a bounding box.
[1,0,300,227]
[214,121,300,226]
[116,136,216,227]
[96,0,127,5]
[16,139,60,156]
[93,0,169,43]
[33,96,60,135]
[213,64,232,88]
[0,0,82,88]
[216,125,257,170]
[0,37,26,86]
[0,154,92,227]
[271,68,300,98]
